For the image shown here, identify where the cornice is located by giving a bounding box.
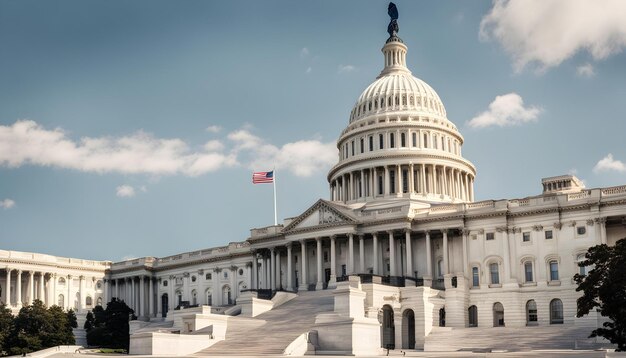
[0,259,109,274]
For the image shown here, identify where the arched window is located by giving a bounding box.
[412,132,417,147]
[400,133,406,147]
[493,302,505,327]
[490,263,500,285]
[369,136,374,151]
[360,138,364,153]
[468,305,478,327]
[86,296,93,307]
[437,259,444,278]
[524,261,534,282]
[58,294,64,307]
[472,267,479,287]
[379,134,384,149]
[433,134,438,149]
[389,133,395,148]
[163,280,168,287]
[206,290,213,306]
[549,260,559,281]
[58,277,66,286]
[550,299,564,324]
[96,297,103,307]
[423,133,428,148]
[526,300,537,325]
[577,254,588,276]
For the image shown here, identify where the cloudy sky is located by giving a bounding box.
[1,0,626,261]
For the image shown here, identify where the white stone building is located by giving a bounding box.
[2,9,626,355]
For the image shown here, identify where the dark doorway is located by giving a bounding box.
[324,268,331,283]
[161,294,168,318]
[493,302,505,327]
[381,305,395,349]
[468,305,478,327]
[439,308,446,327]
[402,309,415,349]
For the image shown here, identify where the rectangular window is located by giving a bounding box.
[524,262,533,282]
[412,132,417,147]
[577,226,586,235]
[379,134,384,149]
[390,133,395,148]
[360,138,364,153]
[486,232,495,241]
[550,262,559,281]
[341,265,346,276]
[545,230,553,239]
[402,170,408,193]
[389,170,396,193]
[351,141,355,156]
[369,136,374,151]
[472,267,479,287]
[378,175,383,195]
[401,133,406,147]
[523,232,531,242]
[490,263,499,284]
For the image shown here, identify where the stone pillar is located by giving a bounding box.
[315,238,323,290]
[139,276,145,318]
[420,164,426,194]
[131,277,137,310]
[115,278,120,300]
[384,166,390,195]
[329,236,337,286]
[397,165,402,196]
[598,217,607,244]
[425,232,432,279]
[462,229,469,278]
[16,270,23,306]
[388,231,396,276]
[499,227,512,283]
[442,230,449,275]
[252,254,258,290]
[28,271,35,305]
[287,243,293,291]
[66,275,71,309]
[359,235,365,273]
[148,278,154,317]
[299,241,308,291]
[373,167,378,197]
[349,172,354,201]
[79,275,85,310]
[4,268,11,306]
[157,280,163,316]
[263,257,269,289]
[169,276,175,310]
[409,163,415,194]
[52,274,57,306]
[372,233,379,275]
[276,249,281,289]
[405,229,413,276]
[38,273,45,304]
[270,248,276,291]
[348,233,355,274]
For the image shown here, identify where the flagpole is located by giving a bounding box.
[273,168,277,226]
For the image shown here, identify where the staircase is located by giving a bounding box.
[195,289,334,356]
[425,325,610,352]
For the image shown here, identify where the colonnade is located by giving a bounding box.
[1,269,106,312]
[330,164,474,203]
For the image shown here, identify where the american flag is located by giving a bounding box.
[252,171,274,184]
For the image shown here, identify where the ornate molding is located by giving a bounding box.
[586,219,595,226]
[532,225,543,232]
[553,222,562,230]
[595,217,607,225]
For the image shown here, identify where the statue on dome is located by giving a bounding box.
[387,2,399,37]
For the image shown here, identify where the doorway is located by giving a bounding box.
[381,305,395,349]
[402,309,415,349]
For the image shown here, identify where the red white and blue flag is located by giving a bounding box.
[252,171,274,184]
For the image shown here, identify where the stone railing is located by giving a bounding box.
[568,190,591,201]
[250,225,283,238]
[601,185,626,196]
[467,200,494,209]
[430,204,458,213]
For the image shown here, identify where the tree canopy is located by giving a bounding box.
[575,238,626,351]
[84,298,134,351]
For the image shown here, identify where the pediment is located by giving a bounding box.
[283,199,357,232]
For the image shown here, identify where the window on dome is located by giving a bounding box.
[368,102,372,111]
[423,133,428,148]
[375,100,378,109]
[388,97,392,107]
[395,96,399,106]
[412,132,417,147]
[369,136,373,151]
[402,170,408,193]
[389,171,396,193]
[433,134,438,149]
[410,96,414,106]
[378,175,383,195]
[379,134,384,149]
[390,133,395,148]
[351,141,355,156]
[447,138,451,152]
[360,138,364,153]
[402,95,406,105]
[401,133,406,147]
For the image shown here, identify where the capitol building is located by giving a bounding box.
[2,6,626,356]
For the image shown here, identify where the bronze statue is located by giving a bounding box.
[387,2,399,37]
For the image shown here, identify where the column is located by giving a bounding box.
[52,274,57,306]
[66,275,71,309]
[157,280,163,316]
[115,278,120,300]
[348,234,355,274]
[16,270,22,306]
[388,231,396,276]
[329,236,337,287]
[442,230,449,275]
[315,238,323,290]
[396,165,402,195]
[149,278,154,316]
[349,172,354,201]
[263,257,269,289]
[405,229,413,276]
[275,249,281,289]
[470,176,474,201]
[373,168,378,197]
[425,232,432,278]
[442,166,448,196]
[79,275,85,310]
[372,233,379,275]
[499,227,512,283]
[133,277,139,310]
[4,268,11,306]
[431,164,437,195]
[103,279,108,305]
[287,243,293,291]
[270,248,276,291]
[384,166,390,195]
[28,271,35,305]
[409,163,415,194]
[38,273,45,304]
[420,164,426,194]
[599,217,607,244]
[299,241,308,291]
[360,169,365,198]
[139,276,145,317]
[359,235,365,273]
[462,229,469,278]
[252,253,258,290]
[169,276,175,310]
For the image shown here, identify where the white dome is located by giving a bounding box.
[350,72,447,123]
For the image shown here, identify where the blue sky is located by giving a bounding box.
[1,0,625,261]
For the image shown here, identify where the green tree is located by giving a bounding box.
[575,238,626,351]
[85,299,134,350]
[0,304,14,356]
[9,300,50,355]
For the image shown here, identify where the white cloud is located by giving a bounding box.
[116,185,136,198]
[0,198,15,209]
[594,154,626,173]
[300,47,309,58]
[467,93,542,128]
[0,120,336,179]
[0,120,237,177]
[480,0,626,72]
[338,64,357,74]
[205,125,222,133]
[576,63,595,78]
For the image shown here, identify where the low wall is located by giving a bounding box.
[130,331,217,356]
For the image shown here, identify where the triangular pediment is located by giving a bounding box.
[283,199,357,232]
